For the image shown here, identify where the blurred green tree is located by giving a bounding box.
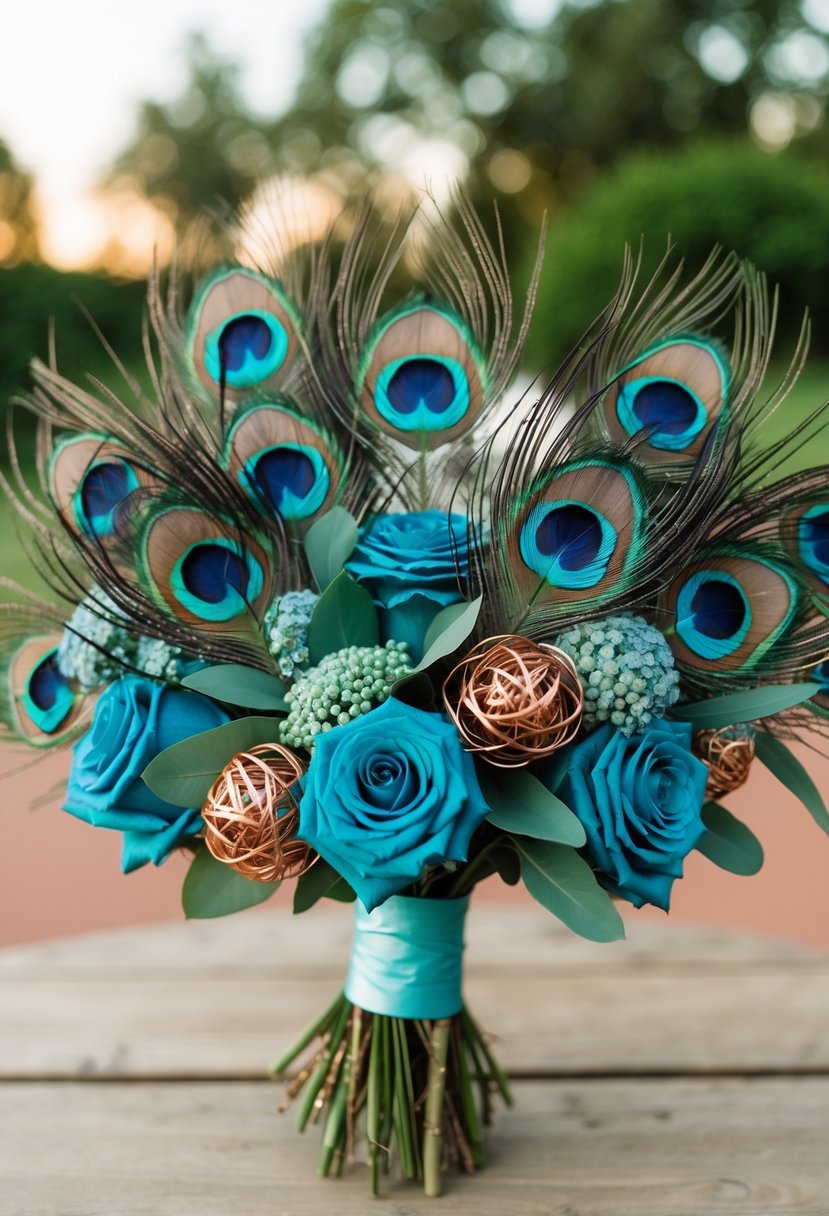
[108,32,271,229]
[0,139,39,265]
[524,139,829,365]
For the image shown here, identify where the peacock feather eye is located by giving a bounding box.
[661,553,799,673]
[187,268,302,397]
[604,337,730,464]
[798,506,829,588]
[519,500,618,590]
[357,303,487,450]
[171,538,264,623]
[49,434,150,541]
[9,636,81,745]
[510,461,647,607]
[138,506,273,632]
[223,402,341,525]
[75,458,140,539]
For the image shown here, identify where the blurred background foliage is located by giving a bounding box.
[0,0,827,447]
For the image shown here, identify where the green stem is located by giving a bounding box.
[271,990,344,1076]
[366,1017,381,1197]
[296,998,351,1132]
[462,1008,513,1108]
[448,841,499,898]
[423,1018,451,1198]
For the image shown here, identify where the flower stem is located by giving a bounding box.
[423,1018,451,1197]
[448,842,498,898]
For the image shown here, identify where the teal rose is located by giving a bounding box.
[64,675,229,873]
[558,720,708,910]
[298,696,489,911]
[346,510,469,661]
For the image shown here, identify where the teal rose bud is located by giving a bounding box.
[346,510,469,662]
[298,697,489,912]
[558,720,708,910]
[63,675,229,873]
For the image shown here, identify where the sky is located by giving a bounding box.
[0,0,331,266]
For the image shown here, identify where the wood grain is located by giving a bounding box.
[1,1079,827,1215]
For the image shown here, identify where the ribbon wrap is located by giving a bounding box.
[345,895,468,1019]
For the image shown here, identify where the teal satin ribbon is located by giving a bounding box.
[345,895,469,1019]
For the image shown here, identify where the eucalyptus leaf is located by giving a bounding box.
[182,846,280,919]
[515,839,625,942]
[488,843,521,886]
[673,683,821,730]
[182,664,288,711]
[416,596,482,671]
[293,859,356,914]
[304,507,359,592]
[695,802,764,876]
[479,767,587,847]
[754,731,829,835]
[307,570,379,664]
[142,716,282,808]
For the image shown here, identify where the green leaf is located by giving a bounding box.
[515,839,625,942]
[416,596,482,671]
[479,766,587,847]
[182,846,280,919]
[307,570,379,664]
[488,843,521,886]
[182,664,287,711]
[304,507,359,592]
[695,802,764,876]
[754,731,829,835]
[674,683,821,730]
[293,859,356,914]
[142,716,282,808]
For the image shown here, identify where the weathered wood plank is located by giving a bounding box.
[0,903,822,981]
[3,967,829,1079]
[0,1078,826,1215]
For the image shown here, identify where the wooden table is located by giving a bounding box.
[1,903,828,1214]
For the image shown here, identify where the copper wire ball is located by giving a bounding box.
[201,743,316,883]
[443,634,584,768]
[693,728,756,800]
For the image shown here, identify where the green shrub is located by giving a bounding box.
[0,264,146,454]
[525,141,829,369]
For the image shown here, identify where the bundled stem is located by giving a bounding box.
[272,992,511,1196]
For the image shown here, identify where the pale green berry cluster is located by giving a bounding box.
[280,641,412,751]
[263,589,319,681]
[58,590,182,691]
[554,614,680,737]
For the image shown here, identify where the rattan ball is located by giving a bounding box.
[201,743,316,882]
[693,727,756,800]
[443,634,584,768]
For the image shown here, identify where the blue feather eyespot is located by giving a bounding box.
[171,539,265,623]
[798,506,829,586]
[520,500,617,590]
[23,648,75,735]
[74,458,139,539]
[615,377,708,451]
[358,303,486,450]
[243,443,330,521]
[187,268,301,396]
[204,310,289,389]
[675,570,752,659]
[607,337,730,462]
[375,355,470,432]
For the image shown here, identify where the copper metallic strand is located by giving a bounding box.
[693,728,756,800]
[201,743,316,882]
[442,635,584,768]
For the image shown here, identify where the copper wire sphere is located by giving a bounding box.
[693,728,756,800]
[201,743,316,883]
[443,634,584,768]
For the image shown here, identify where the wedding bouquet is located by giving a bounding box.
[3,197,827,1195]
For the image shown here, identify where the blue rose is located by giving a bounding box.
[558,720,708,911]
[346,511,469,661]
[64,675,229,873]
[298,696,489,912]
